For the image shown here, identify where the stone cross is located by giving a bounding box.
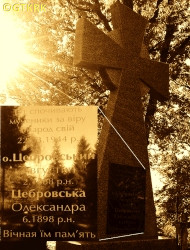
[74,2,169,239]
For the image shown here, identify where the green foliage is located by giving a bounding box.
[43,138,66,191]
[1,106,31,165]
[155,158,190,236]
[73,136,92,189]
[0,107,33,212]
[73,136,97,225]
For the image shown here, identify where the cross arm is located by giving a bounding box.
[139,58,169,101]
[73,18,125,69]
[110,2,148,56]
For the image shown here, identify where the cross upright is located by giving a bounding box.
[74,2,169,239]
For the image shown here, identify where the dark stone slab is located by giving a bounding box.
[107,163,146,235]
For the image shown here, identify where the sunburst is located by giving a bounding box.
[0,12,74,104]
[0,13,34,93]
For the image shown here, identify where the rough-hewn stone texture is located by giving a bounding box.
[73,1,169,240]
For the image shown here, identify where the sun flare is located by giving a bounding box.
[0,13,33,90]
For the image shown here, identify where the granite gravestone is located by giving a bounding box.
[73,1,169,240]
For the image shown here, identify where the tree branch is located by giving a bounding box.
[121,0,133,9]
[64,0,112,32]
[64,0,93,12]
[168,36,190,63]
[92,0,112,31]
[149,0,164,23]
[160,20,177,62]
[148,40,163,54]
[172,80,190,90]
[145,91,158,144]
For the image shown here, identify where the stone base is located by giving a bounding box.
[56,238,177,250]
